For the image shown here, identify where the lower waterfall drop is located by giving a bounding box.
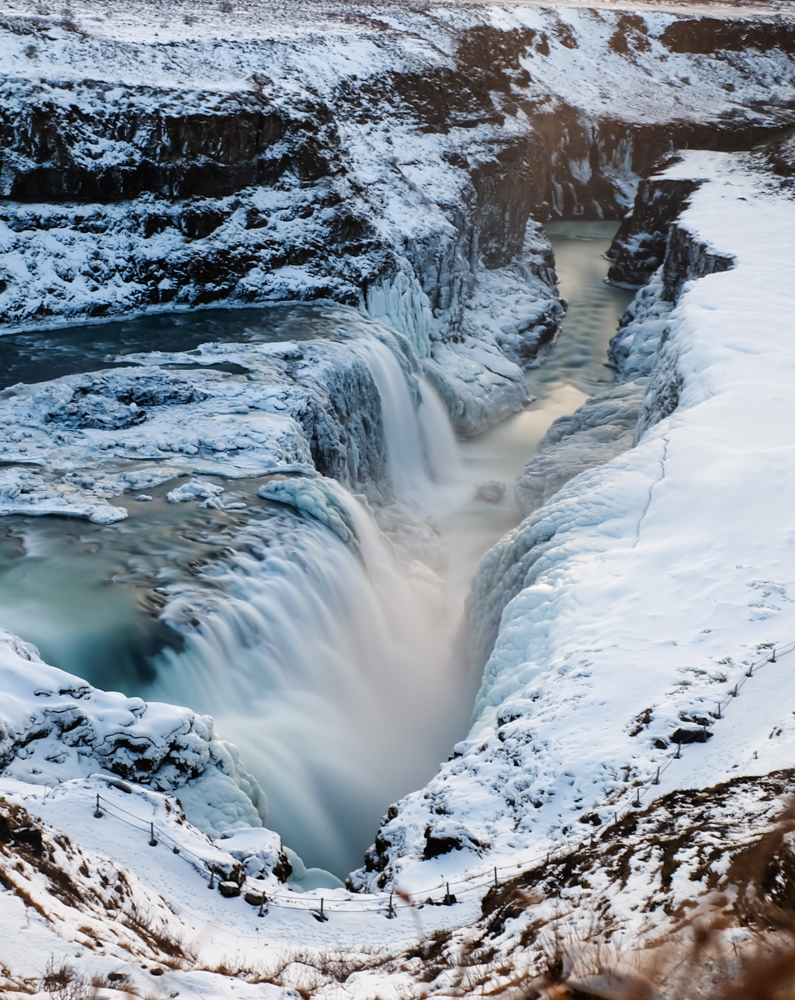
[148,480,469,876]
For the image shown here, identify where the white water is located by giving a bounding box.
[148,452,467,877]
[0,221,631,880]
[350,337,461,501]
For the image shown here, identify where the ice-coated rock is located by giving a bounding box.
[515,380,646,516]
[167,479,225,504]
[0,627,266,834]
[258,476,359,552]
[0,308,437,522]
[475,481,507,504]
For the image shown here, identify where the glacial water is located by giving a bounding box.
[0,221,632,877]
[434,221,634,618]
[0,303,347,389]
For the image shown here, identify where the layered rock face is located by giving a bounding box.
[2,3,795,432]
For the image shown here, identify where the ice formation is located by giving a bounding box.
[1,0,795,992]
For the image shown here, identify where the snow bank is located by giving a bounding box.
[0,627,266,833]
[354,150,795,890]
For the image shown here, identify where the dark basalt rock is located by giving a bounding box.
[608,171,735,298]
[607,178,702,287]
[218,880,242,897]
[0,84,316,203]
[763,127,795,178]
[662,222,734,302]
[244,889,267,906]
[423,830,463,860]
[660,17,795,56]
[671,727,712,744]
[3,12,792,339]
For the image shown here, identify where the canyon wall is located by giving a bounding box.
[2,3,795,433]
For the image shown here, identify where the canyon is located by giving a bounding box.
[1,2,795,996]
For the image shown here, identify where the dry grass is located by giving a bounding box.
[120,900,197,966]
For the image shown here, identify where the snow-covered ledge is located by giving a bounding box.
[0,627,266,833]
[354,150,795,890]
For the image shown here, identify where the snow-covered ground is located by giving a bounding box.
[3,1,795,995]
[364,150,795,902]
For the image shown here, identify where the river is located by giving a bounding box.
[0,221,633,878]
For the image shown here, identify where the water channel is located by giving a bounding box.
[0,220,633,878]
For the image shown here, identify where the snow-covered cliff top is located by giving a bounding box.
[1,0,792,122]
[358,150,795,893]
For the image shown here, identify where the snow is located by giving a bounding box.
[355,151,795,894]
[0,306,439,522]
[1,1,795,991]
[0,626,266,830]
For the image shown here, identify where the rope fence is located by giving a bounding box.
[75,638,793,924]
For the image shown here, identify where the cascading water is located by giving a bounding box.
[0,223,632,882]
[148,478,467,876]
[348,337,461,500]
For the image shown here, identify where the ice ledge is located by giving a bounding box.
[0,627,266,835]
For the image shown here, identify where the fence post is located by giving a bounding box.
[209,870,215,890]
[715,702,721,720]
[653,766,660,785]
[770,649,777,663]
[387,891,395,918]
[493,866,499,888]
[675,742,681,759]
[747,664,754,677]
[94,794,103,819]
[149,821,157,847]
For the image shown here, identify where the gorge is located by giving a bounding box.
[1,2,795,996]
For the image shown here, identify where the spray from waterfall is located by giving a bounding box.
[145,341,470,875]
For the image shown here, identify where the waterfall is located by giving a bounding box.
[350,338,461,501]
[144,341,469,875]
[148,485,470,876]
